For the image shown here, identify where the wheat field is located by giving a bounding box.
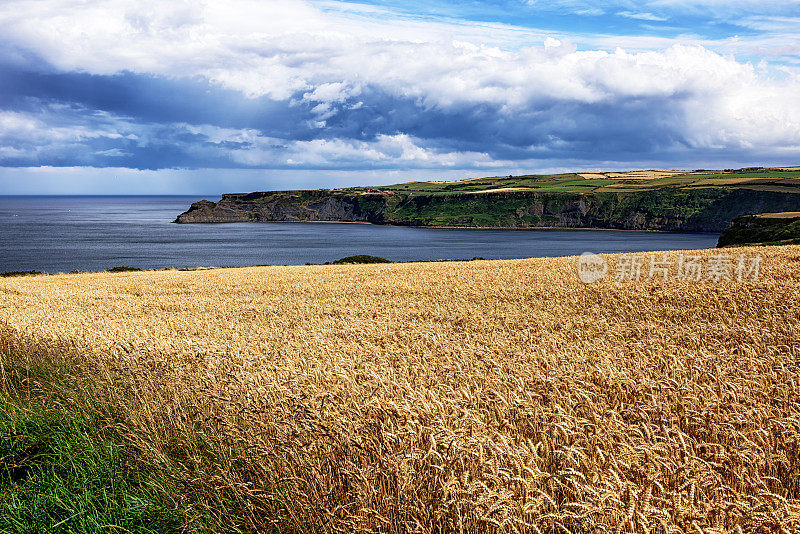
[1,246,799,533]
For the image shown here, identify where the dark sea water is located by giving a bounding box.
[0,196,720,273]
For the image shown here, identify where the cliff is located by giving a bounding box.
[175,191,389,224]
[175,187,800,233]
[717,213,800,247]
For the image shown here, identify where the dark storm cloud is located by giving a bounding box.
[0,63,318,139]
[0,61,704,169]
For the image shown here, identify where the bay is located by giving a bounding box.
[0,196,720,273]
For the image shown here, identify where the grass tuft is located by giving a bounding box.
[106,266,144,273]
[0,271,42,278]
[326,255,393,264]
[0,407,186,533]
[0,335,253,533]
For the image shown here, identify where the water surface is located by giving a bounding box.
[0,196,720,273]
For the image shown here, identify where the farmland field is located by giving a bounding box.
[1,246,799,532]
[375,168,800,195]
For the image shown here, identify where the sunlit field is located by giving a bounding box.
[1,246,799,533]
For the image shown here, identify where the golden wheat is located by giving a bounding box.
[1,246,799,532]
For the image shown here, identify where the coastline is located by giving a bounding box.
[176,217,712,234]
[411,224,697,233]
[173,171,800,234]
[3,243,731,277]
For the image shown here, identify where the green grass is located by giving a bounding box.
[0,406,187,533]
[376,169,800,196]
[718,214,800,247]
[106,266,143,273]
[378,174,589,194]
[0,341,251,533]
[0,272,42,278]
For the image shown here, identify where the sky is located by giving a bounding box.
[1,0,799,194]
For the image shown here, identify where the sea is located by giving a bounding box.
[0,196,720,273]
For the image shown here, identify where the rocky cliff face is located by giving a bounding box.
[717,213,800,247]
[175,188,800,233]
[175,191,389,224]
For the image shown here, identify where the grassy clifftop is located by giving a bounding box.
[176,167,800,231]
[718,212,800,247]
[373,167,800,195]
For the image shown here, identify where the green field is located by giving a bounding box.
[368,168,800,195]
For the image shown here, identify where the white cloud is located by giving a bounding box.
[0,0,799,170]
[617,11,668,22]
[227,132,508,169]
[648,0,800,10]
[0,109,129,147]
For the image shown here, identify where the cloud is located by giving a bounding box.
[0,0,798,178]
[575,9,604,16]
[524,0,800,19]
[617,11,668,22]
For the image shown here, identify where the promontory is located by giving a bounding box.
[175,167,800,233]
